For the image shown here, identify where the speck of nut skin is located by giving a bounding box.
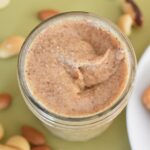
[142,86,150,110]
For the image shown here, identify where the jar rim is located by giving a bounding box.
[18,11,136,123]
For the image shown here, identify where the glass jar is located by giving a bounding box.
[18,12,136,141]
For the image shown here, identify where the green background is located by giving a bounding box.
[0,0,149,149]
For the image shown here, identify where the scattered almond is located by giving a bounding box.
[0,123,4,140]
[121,0,143,26]
[0,36,25,58]
[0,93,12,110]
[31,145,52,150]
[0,0,10,9]
[0,144,20,150]
[21,125,46,145]
[117,14,133,36]
[6,135,30,150]
[142,86,150,110]
[38,9,59,21]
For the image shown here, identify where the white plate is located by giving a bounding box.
[127,46,150,150]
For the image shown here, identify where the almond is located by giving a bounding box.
[31,145,52,150]
[21,125,46,145]
[38,9,59,21]
[0,36,25,58]
[0,123,4,140]
[0,0,10,9]
[0,144,20,150]
[6,135,30,150]
[0,93,12,110]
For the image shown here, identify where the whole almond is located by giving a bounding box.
[21,125,46,145]
[38,9,59,21]
[0,144,20,150]
[0,36,25,58]
[31,145,52,150]
[0,93,12,110]
[0,123,4,140]
[6,135,30,150]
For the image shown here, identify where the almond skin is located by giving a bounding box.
[0,93,12,110]
[31,145,52,150]
[38,9,59,21]
[21,125,46,145]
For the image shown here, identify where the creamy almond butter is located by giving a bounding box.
[24,19,129,117]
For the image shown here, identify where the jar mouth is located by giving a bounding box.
[18,11,137,122]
